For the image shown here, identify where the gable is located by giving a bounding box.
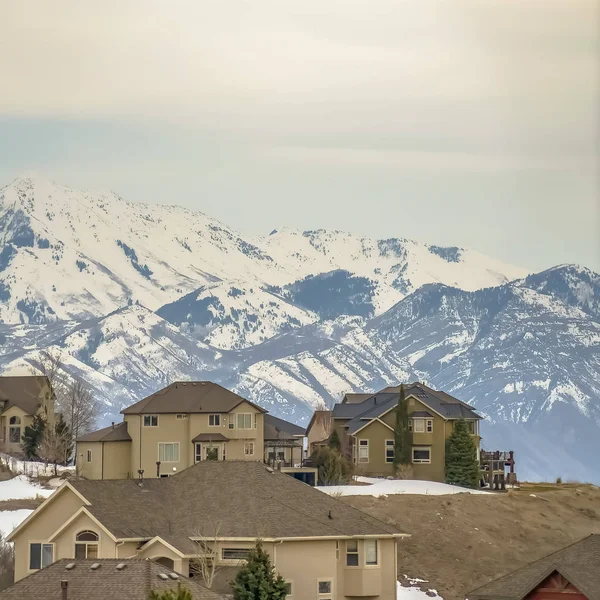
[353,418,394,438]
[526,570,586,599]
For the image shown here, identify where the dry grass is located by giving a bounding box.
[344,484,600,600]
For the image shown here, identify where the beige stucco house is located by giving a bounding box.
[306,382,482,482]
[8,461,407,598]
[77,382,311,480]
[0,376,55,455]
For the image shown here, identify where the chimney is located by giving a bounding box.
[61,580,68,600]
[111,422,115,430]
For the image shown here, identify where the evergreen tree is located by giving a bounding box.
[149,585,193,600]
[393,384,412,471]
[445,419,480,489]
[328,429,341,452]
[20,414,46,460]
[54,414,73,465]
[310,446,352,485]
[231,541,288,600]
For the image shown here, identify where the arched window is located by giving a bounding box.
[75,530,99,559]
[8,416,21,443]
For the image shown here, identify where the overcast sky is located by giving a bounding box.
[1,0,598,272]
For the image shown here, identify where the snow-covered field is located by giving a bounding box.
[0,509,33,539]
[0,475,54,502]
[397,578,444,599]
[0,454,75,478]
[317,477,491,498]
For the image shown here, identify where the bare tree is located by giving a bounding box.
[189,520,224,589]
[37,420,71,476]
[32,350,99,462]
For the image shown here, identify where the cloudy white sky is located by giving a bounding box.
[1,0,598,271]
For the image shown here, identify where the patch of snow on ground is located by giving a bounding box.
[1,454,75,478]
[0,509,33,538]
[0,475,54,501]
[317,477,490,497]
[397,580,444,599]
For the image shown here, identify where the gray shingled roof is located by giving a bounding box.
[192,432,229,442]
[0,376,49,416]
[69,461,404,545]
[342,393,373,404]
[468,534,600,600]
[121,381,266,415]
[264,414,305,440]
[76,422,132,443]
[0,559,226,600]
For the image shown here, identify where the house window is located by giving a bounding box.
[158,442,180,463]
[426,420,433,433]
[75,531,99,559]
[208,414,221,427]
[413,419,425,433]
[465,421,476,434]
[143,415,158,427]
[412,447,431,464]
[86,450,92,463]
[29,543,53,570]
[9,416,21,443]
[335,541,339,560]
[254,413,258,429]
[237,413,252,429]
[385,440,394,463]
[365,540,378,565]
[358,440,369,463]
[195,443,202,463]
[318,580,332,597]
[284,582,292,597]
[346,540,359,566]
[176,414,188,420]
[244,442,254,456]
[222,548,251,561]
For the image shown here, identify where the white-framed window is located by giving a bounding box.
[176,414,188,420]
[143,415,158,427]
[158,442,180,463]
[365,540,378,566]
[318,580,333,598]
[385,440,394,463]
[284,581,293,597]
[75,531,98,559]
[86,450,92,463]
[29,543,53,570]
[426,419,433,432]
[208,414,221,427]
[244,441,254,456]
[465,420,476,434]
[413,419,425,433]
[222,547,251,561]
[335,541,339,560]
[346,540,359,566]
[237,413,252,429]
[412,447,431,464]
[9,416,21,443]
[358,439,369,463]
[254,413,258,429]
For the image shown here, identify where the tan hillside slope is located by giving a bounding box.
[344,483,600,600]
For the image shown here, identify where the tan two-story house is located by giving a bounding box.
[76,382,266,480]
[7,461,407,599]
[0,376,55,454]
[306,382,482,482]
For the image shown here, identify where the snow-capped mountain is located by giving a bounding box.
[1,176,599,482]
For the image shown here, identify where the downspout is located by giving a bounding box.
[139,415,142,474]
[115,540,125,558]
[101,442,105,480]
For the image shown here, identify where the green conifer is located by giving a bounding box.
[20,414,46,460]
[445,419,480,489]
[328,429,341,452]
[393,384,412,470]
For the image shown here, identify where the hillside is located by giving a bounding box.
[1,176,600,482]
[345,484,600,600]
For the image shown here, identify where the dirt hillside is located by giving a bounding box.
[343,483,600,600]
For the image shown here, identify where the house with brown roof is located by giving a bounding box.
[7,461,407,598]
[468,534,600,600]
[76,382,268,479]
[0,376,55,455]
[0,558,226,600]
[306,382,483,482]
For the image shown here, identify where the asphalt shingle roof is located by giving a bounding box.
[264,414,305,440]
[76,422,132,443]
[0,559,225,600]
[121,381,266,415]
[69,461,403,545]
[0,376,49,416]
[468,534,600,600]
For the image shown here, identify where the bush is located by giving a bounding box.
[311,446,353,485]
[0,533,14,591]
[556,476,563,485]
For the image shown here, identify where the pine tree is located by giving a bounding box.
[149,585,193,600]
[445,419,480,489]
[54,414,73,465]
[20,414,46,460]
[328,429,341,452]
[393,384,412,472]
[231,541,288,600]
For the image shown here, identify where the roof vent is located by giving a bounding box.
[168,573,179,580]
[116,563,126,571]
[90,563,101,570]
[65,563,76,570]
[192,382,196,386]
[158,573,169,581]
[328,510,333,519]
[182,382,187,386]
